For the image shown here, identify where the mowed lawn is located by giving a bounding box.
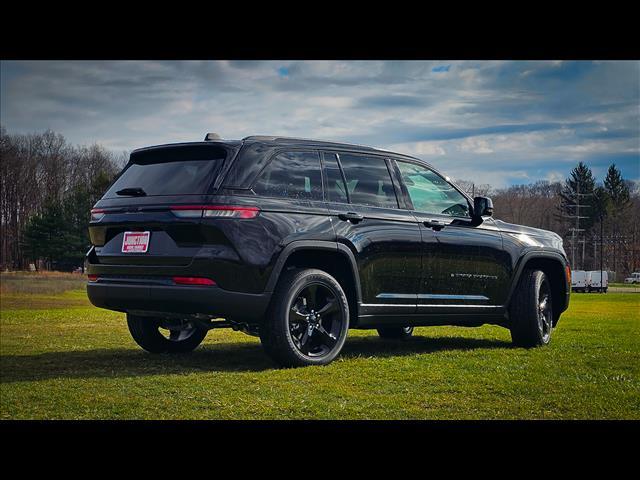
[1,273,638,419]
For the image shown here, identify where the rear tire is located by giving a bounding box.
[127,314,207,353]
[260,268,349,368]
[377,326,414,339]
[509,269,554,348]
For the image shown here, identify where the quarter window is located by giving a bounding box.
[338,153,398,209]
[252,151,323,201]
[396,161,470,217]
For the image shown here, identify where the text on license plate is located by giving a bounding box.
[122,231,150,253]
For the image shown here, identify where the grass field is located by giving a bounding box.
[609,282,640,292]
[1,272,638,419]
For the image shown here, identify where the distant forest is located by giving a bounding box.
[1,126,125,271]
[1,127,639,277]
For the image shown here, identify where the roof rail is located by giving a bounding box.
[241,135,381,151]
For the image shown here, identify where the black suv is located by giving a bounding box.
[87,134,571,367]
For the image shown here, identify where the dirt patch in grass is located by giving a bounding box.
[1,290,91,310]
[1,271,88,296]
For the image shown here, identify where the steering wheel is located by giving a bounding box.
[441,203,469,216]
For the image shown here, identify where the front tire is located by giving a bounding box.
[377,326,414,339]
[260,268,350,368]
[127,314,208,353]
[509,269,554,347]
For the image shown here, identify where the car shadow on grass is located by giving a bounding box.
[0,335,511,383]
[340,335,511,359]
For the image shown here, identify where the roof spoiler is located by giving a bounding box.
[204,132,222,141]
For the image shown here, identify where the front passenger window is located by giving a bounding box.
[397,161,470,217]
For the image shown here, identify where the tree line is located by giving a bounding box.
[0,126,125,271]
[1,126,639,278]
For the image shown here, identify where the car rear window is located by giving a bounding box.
[103,145,227,198]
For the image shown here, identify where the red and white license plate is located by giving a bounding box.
[122,231,150,253]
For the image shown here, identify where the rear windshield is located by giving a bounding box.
[103,145,227,198]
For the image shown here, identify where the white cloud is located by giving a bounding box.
[1,60,638,188]
[545,170,565,183]
[457,137,494,154]
[388,142,446,156]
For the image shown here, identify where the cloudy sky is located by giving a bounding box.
[1,60,638,187]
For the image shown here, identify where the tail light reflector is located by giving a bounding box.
[88,274,99,282]
[90,209,106,221]
[170,205,259,219]
[172,276,217,286]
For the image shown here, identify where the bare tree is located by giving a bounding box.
[0,126,122,270]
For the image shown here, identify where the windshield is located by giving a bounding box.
[103,145,226,198]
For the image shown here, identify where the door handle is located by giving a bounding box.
[424,219,446,230]
[338,212,364,223]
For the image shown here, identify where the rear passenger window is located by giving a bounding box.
[322,152,348,203]
[338,153,398,209]
[252,151,323,201]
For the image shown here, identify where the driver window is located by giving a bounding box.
[396,161,470,217]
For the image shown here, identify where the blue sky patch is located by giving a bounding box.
[277,66,289,77]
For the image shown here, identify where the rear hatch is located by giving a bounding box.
[89,143,237,267]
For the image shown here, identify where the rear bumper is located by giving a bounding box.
[86,281,270,323]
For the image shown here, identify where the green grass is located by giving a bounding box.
[610,282,640,289]
[1,274,638,419]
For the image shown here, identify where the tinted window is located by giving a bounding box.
[104,146,226,198]
[338,154,398,209]
[252,151,322,201]
[322,152,348,203]
[397,161,470,217]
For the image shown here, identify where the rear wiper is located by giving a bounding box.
[116,187,147,197]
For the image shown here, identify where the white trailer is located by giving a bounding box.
[587,271,608,293]
[571,270,588,292]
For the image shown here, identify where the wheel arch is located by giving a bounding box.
[264,241,362,325]
[506,251,570,325]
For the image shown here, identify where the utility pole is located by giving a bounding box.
[563,180,591,270]
[592,189,605,292]
[601,216,604,290]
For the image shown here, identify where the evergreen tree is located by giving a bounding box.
[603,164,632,276]
[21,203,70,269]
[558,162,597,232]
[592,185,609,221]
[20,170,115,270]
[603,164,631,215]
[61,185,93,268]
[557,162,598,269]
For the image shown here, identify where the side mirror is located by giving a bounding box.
[473,196,493,219]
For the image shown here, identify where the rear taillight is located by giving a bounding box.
[87,274,99,282]
[170,205,259,219]
[203,206,260,219]
[90,209,106,221]
[172,276,217,286]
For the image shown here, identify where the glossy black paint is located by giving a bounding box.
[87,137,570,330]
